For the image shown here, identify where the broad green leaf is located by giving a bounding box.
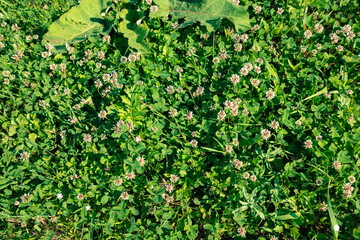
[42,0,111,53]
[151,0,250,33]
[118,9,150,52]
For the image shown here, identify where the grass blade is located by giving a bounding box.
[302,87,327,102]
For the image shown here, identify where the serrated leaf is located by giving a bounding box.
[42,0,112,53]
[118,9,150,52]
[151,0,250,33]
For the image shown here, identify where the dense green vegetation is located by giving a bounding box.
[0,0,359,239]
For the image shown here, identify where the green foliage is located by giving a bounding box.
[151,0,250,32]
[0,0,360,239]
[42,0,112,52]
[118,9,150,52]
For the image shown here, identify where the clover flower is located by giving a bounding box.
[251,78,260,87]
[169,108,178,117]
[277,8,284,15]
[225,145,233,153]
[170,174,179,183]
[21,193,30,203]
[304,30,312,39]
[241,34,248,43]
[269,120,279,130]
[319,202,327,211]
[166,184,174,193]
[83,134,92,143]
[261,129,271,140]
[233,159,243,169]
[136,156,146,166]
[237,227,246,236]
[77,193,84,200]
[229,74,239,85]
[254,5,261,13]
[98,110,107,119]
[266,89,275,100]
[19,152,30,161]
[250,175,257,182]
[342,183,354,198]
[121,191,129,200]
[315,24,324,33]
[103,35,111,43]
[217,110,226,121]
[126,171,136,180]
[150,5,158,13]
[114,178,123,186]
[57,193,63,200]
[316,135,323,141]
[332,160,341,170]
[234,43,242,52]
[304,140,313,149]
[190,139,198,147]
[166,85,175,94]
[348,176,356,183]
[185,111,193,120]
[128,54,136,62]
[64,88,71,95]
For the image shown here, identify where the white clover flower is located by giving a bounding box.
[150,5,158,13]
[56,193,63,200]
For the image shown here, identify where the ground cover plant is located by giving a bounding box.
[0,0,359,239]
